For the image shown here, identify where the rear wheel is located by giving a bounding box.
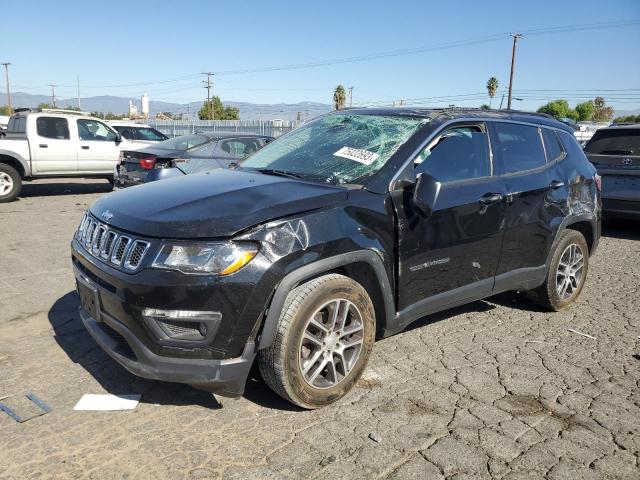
[0,164,22,203]
[258,274,376,409]
[527,229,589,311]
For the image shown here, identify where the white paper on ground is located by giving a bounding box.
[74,394,141,411]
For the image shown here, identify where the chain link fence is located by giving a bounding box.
[146,119,299,138]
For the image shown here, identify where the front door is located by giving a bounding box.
[393,122,507,312]
[76,119,120,174]
[31,116,77,173]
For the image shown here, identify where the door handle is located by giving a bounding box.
[81,146,90,150]
[549,180,565,189]
[39,144,48,148]
[479,193,503,205]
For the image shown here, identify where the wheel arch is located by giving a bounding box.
[256,250,394,350]
[0,154,27,178]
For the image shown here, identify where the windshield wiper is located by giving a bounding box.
[252,168,307,180]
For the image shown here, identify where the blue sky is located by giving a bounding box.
[3,0,640,111]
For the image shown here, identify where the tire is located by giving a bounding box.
[527,229,589,311]
[0,164,22,203]
[258,274,376,409]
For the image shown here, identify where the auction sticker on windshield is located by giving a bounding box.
[333,146,380,165]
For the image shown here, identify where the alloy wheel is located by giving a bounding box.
[0,172,13,196]
[298,298,364,389]
[556,243,585,300]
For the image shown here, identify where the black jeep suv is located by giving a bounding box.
[71,108,601,409]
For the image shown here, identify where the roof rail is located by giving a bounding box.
[40,108,92,116]
[11,107,92,116]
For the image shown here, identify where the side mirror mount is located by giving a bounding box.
[412,172,440,215]
[115,132,123,144]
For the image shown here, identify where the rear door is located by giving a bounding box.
[31,116,77,173]
[76,119,120,173]
[584,128,640,205]
[489,122,567,288]
[394,122,507,311]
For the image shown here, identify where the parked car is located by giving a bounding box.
[71,108,600,409]
[114,133,273,188]
[107,121,168,150]
[574,121,610,145]
[584,125,639,217]
[0,108,141,202]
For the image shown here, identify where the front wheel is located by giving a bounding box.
[527,229,589,311]
[258,274,376,409]
[0,164,22,203]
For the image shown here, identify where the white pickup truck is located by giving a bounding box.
[0,109,157,202]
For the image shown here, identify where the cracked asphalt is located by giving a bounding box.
[1,179,639,479]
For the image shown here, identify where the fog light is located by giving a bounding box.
[142,308,221,344]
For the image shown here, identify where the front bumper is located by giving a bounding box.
[70,236,277,397]
[78,303,256,397]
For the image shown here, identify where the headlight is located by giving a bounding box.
[152,242,258,275]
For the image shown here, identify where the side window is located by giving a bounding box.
[77,119,117,142]
[36,117,70,139]
[134,127,167,141]
[219,138,263,159]
[542,128,564,161]
[558,130,589,159]
[8,116,27,133]
[414,125,491,182]
[493,122,546,174]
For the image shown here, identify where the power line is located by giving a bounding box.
[202,72,214,120]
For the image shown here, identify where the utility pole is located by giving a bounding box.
[507,33,523,110]
[49,84,57,108]
[202,72,214,120]
[76,75,81,110]
[1,62,11,113]
[348,86,354,108]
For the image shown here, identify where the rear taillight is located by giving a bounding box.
[139,156,157,170]
[594,174,602,191]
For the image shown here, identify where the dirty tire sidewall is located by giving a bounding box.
[530,229,589,311]
[259,274,375,409]
[0,164,22,203]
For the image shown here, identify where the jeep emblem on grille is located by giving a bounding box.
[622,158,632,166]
[101,210,114,221]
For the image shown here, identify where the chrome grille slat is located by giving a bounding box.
[75,214,151,273]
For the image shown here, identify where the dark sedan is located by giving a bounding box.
[115,133,273,188]
[584,125,640,218]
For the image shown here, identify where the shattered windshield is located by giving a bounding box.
[240,114,425,185]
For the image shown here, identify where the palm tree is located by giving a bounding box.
[333,85,346,111]
[486,77,499,108]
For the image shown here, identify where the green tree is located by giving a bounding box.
[537,99,578,121]
[592,96,614,122]
[486,77,499,108]
[333,85,346,110]
[0,105,11,115]
[198,96,239,120]
[480,104,491,110]
[38,103,53,109]
[574,100,594,121]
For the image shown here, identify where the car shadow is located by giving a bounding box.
[601,218,640,241]
[19,180,113,199]
[49,291,305,411]
[49,292,222,410]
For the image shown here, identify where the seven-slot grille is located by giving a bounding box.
[76,214,150,272]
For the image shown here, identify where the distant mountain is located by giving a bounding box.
[0,92,331,121]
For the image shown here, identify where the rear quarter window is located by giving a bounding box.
[7,116,26,133]
[542,128,563,161]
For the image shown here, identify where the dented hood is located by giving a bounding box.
[90,169,348,238]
